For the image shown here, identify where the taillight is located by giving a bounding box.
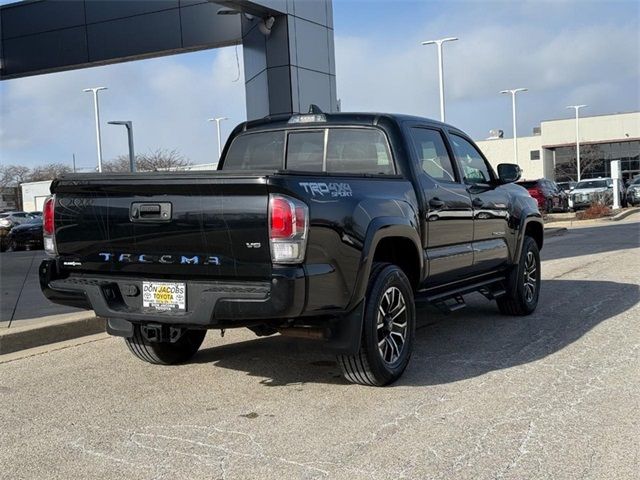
[529,187,543,199]
[268,194,308,264]
[43,196,57,254]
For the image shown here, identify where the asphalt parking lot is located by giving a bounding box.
[1,217,639,480]
[0,250,81,326]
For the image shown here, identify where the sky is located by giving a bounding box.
[0,0,638,171]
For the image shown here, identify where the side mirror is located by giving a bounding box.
[497,163,522,183]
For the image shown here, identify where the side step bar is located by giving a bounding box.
[415,276,506,314]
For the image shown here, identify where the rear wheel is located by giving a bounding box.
[125,325,206,365]
[497,236,540,316]
[337,263,415,386]
[545,198,554,214]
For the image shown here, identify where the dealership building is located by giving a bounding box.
[476,111,640,183]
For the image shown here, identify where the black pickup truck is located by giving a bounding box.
[40,112,543,386]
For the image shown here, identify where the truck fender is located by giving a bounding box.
[513,215,544,263]
[347,216,423,312]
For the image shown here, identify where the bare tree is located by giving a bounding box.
[102,155,135,173]
[103,148,191,172]
[137,148,191,171]
[0,164,31,188]
[554,144,605,181]
[29,163,72,182]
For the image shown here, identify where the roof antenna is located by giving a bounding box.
[308,104,323,114]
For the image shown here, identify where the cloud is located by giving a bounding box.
[334,1,639,138]
[1,0,638,169]
[0,47,247,169]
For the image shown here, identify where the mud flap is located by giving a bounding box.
[322,301,364,355]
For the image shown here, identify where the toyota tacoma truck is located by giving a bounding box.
[40,112,543,386]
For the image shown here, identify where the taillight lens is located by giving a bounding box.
[268,194,308,264]
[43,196,57,254]
[529,187,543,199]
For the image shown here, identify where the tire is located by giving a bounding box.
[497,236,541,316]
[545,199,554,214]
[337,263,416,386]
[125,325,206,365]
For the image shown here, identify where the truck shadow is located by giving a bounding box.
[194,279,639,387]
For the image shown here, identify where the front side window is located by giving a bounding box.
[409,127,456,182]
[450,134,493,185]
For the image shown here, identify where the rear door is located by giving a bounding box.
[407,126,474,285]
[447,132,511,272]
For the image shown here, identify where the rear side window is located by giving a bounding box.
[409,128,457,182]
[224,131,284,170]
[326,129,394,174]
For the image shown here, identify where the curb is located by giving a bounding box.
[0,312,105,355]
[544,227,568,238]
[609,207,640,221]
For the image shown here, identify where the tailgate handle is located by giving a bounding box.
[130,202,172,222]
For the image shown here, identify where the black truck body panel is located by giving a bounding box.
[41,113,543,353]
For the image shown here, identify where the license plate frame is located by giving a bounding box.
[142,281,186,312]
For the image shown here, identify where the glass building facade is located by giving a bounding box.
[553,140,640,183]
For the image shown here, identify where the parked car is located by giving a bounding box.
[626,176,640,206]
[0,211,34,227]
[0,211,35,252]
[6,216,43,251]
[556,181,577,193]
[29,211,43,217]
[40,111,543,386]
[517,179,569,213]
[570,178,627,210]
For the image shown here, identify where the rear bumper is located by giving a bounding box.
[39,259,305,327]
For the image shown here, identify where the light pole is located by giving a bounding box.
[208,117,229,159]
[108,121,136,172]
[566,105,587,181]
[500,88,528,165]
[83,87,108,172]
[421,37,458,122]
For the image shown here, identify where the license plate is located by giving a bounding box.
[142,281,186,312]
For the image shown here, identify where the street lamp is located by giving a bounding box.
[208,117,229,159]
[566,105,587,181]
[83,87,108,172]
[500,88,528,165]
[108,121,136,172]
[421,37,458,122]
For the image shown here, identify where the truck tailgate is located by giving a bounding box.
[52,173,272,279]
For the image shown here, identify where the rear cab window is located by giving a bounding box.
[223,127,395,175]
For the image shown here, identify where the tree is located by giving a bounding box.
[0,164,31,189]
[103,148,191,172]
[102,155,134,173]
[137,148,191,171]
[29,163,72,182]
[554,144,605,181]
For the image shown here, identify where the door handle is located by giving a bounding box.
[130,202,172,222]
[429,198,445,209]
[472,197,484,208]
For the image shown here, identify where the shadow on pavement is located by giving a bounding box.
[194,279,639,387]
